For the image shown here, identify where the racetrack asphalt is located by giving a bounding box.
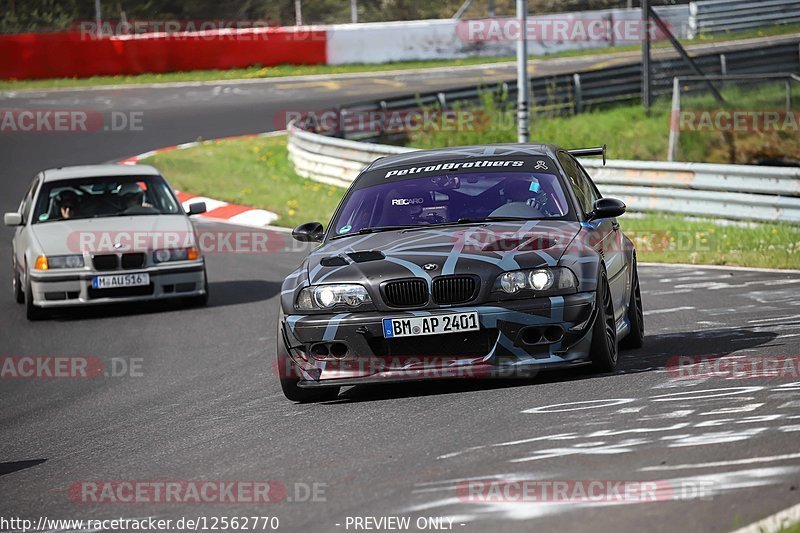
[1,36,800,533]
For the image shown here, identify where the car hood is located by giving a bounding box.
[30,215,195,255]
[303,220,582,285]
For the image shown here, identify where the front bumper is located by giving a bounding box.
[281,293,597,386]
[28,261,206,307]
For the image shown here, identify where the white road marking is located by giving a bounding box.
[748,315,800,324]
[638,410,695,421]
[522,398,635,413]
[640,452,800,472]
[700,403,764,415]
[643,306,695,316]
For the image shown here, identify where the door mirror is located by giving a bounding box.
[187,202,207,216]
[292,222,324,242]
[3,212,23,227]
[588,198,626,221]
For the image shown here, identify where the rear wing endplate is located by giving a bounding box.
[568,145,607,166]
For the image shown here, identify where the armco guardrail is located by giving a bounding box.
[287,126,800,223]
[327,39,800,142]
[688,0,800,39]
[287,38,800,223]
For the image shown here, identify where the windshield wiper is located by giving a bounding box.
[397,217,540,233]
[456,217,539,224]
[330,225,416,240]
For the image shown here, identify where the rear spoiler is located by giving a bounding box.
[568,145,607,166]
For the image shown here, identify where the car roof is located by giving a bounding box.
[39,164,161,182]
[364,143,561,172]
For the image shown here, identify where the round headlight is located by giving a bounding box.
[65,255,84,268]
[529,270,554,291]
[501,271,527,294]
[154,249,171,263]
[315,287,337,308]
[343,287,367,306]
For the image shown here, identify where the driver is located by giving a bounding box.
[503,177,553,215]
[56,190,80,219]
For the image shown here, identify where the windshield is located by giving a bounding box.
[32,175,183,223]
[330,171,571,237]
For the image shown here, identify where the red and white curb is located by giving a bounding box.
[118,131,284,228]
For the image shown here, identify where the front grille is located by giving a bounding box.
[383,279,428,307]
[88,284,154,299]
[433,275,479,305]
[92,254,118,271]
[121,253,146,269]
[368,329,499,358]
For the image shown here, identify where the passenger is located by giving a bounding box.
[119,182,151,211]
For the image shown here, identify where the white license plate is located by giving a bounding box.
[383,312,479,339]
[92,273,150,289]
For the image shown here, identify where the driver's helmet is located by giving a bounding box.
[118,182,144,205]
[504,177,541,203]
[56,189,79,210]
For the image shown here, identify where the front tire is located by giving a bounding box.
[589,267,618,373]
[620,259,644,350]
[276,317,340,403]
[12,258,24,304]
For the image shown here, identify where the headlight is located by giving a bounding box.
[496,267,577,296]
[39,254,85,269]
[153,247,199,263]
[296,284,372,311]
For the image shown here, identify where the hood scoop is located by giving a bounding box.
[319,250,385,267]
[320,256,349,267]
[347,250,385,263]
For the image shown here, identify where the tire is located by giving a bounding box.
[589,267,618,373]
[25,267,48,321]
[12,257,24,304]
[620,259,644,350]
[277,317,340,403]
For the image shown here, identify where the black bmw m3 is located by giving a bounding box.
[277,143,644,402]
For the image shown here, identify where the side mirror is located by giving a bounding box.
[292,222,324,243]
[187,202,207,216]
[4,212,23,227]
[588,198,626,221]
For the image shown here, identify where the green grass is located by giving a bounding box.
[142,134,343,229]
[141,134,800,269]
[778,521,800,533]
[620,214,800,270]
[2,23,798,90]
[408,83,800,164]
